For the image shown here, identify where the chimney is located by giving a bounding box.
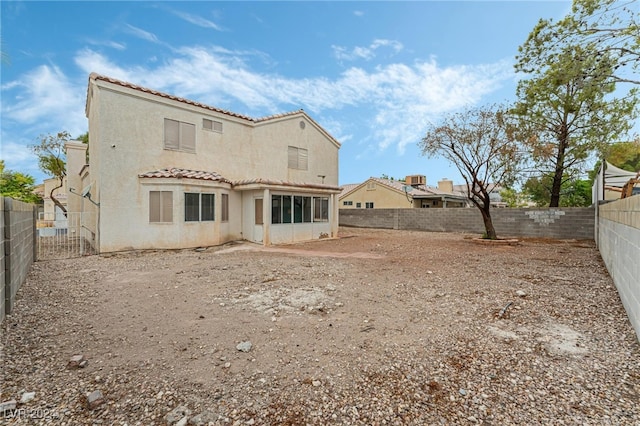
[438,179,453,193]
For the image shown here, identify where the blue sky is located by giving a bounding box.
[1,1,580,186]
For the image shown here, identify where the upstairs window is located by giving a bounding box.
[164,118,195,152]
[288,146,308,170]
[365,202,374,209]
[203,118,223,132]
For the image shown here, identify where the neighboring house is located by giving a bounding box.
[67,73,341,253]
[340,175,468,209]
[39,176,68,222]
[453,183,507,208]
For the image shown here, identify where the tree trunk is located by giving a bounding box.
[479,204,497,240]
[50,177,68,218]
[549,164,564,208]
[550,122,569,208]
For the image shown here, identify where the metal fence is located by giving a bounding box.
[37,211,96,260]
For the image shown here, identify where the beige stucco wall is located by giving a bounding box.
[90,82,339,185]
[87,78,339,252]
[253,118,339,186]
[341,181,466,209]
[111,179,239,251]
[41,177,67,221]
[64,141,87,215]
[341,182,414,209]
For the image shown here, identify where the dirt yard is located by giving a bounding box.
[2,227,639,425]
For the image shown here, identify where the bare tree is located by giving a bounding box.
[419,105,521,239]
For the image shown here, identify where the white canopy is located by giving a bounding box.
[605,161,638,187]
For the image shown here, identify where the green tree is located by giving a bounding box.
[590,139,640,182]
[77,131,89,161]
[606,140,640,172]
[419,105,522,240]
[0,160,41,203]
[516,0,639,86]
[512,41,637,207]
[499,187,528,208]
[523,174,592,207]
[31,131,70,216]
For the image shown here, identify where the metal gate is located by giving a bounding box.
[37,211,96,260]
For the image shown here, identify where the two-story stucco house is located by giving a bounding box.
[67,73,341,253]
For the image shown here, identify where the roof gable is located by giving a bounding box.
[341,177,468,200]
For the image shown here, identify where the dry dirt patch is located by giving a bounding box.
[1,227,639,425]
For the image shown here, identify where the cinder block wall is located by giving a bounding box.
[598,196,640,341]
[2,197,37,322]
[339,207,594,239]
[0,198,5,321]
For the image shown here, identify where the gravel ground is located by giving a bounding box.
[1,227,639,425]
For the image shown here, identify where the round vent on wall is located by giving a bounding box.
[299,121,306,129]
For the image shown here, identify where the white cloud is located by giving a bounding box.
[124,24,160,43]
[332,39,404,61]
[1,65,86,136]
[2,46,512,178]
[86,38,126,50]
[171,10,223,31]
[74,48,137,81]
[353,10,364,17]
[1,140,34,165]
[72,47,511,153]
[0,66,88,181]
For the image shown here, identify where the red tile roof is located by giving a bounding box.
[138,168,231,183]
[138,168,341,191]
[339,183,359,198]
[233,178,341,191]
[89,73,254,121]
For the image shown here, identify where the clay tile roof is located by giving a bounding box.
[138,168,231,183]
[254,109,305,122]
[339,183,359,198]
[232,178,341,191]
[89,73,255,122]
[89,74,310,124]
